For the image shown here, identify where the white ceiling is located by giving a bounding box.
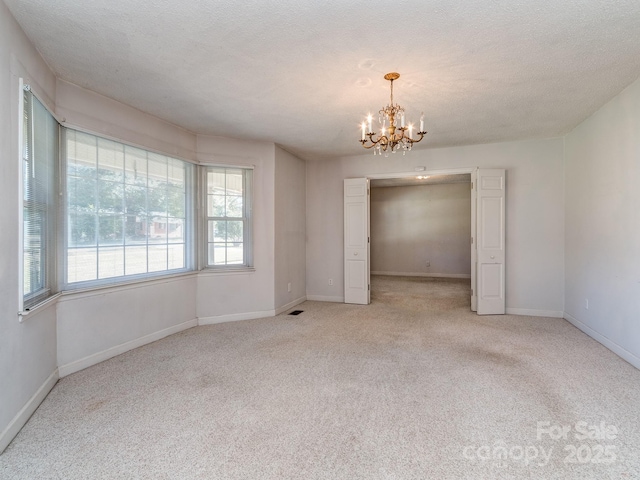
[6,0,640,161]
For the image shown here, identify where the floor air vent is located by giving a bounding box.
[289,310,304,316]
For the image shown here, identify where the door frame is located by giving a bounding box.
[364,166,478,310]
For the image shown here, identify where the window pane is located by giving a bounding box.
[209,220,226,242]
[69,212,97,247]
[207,195,225,217]
[207,170,225,193]
[227,221,243,243]
[68,131,97,176]
[148,245,168,272]
[148,153,168,188]
[227,243,244,264]
[167,218,185,243]
[167,186,185,218]
[125,185,147,218]
[168,159,185,190]
[226,170,243,195]
[208,243,226,265]
[124,214,145,244]
[148,186,167,214]
[97,138,124,182]
[226,196,243,217]
[98,180,124,213]
[99,247,124,279]
[65,129,191,285]
[67,247,98,283]
[98,214,124,244]
[124,146,147,186]
[168,244,185,269]
[125,246,147,275]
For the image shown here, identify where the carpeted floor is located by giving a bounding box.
[1,275,639,479]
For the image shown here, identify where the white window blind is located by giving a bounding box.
[205,167,253,267]
[22,89,58,309]
[64,129,194,286]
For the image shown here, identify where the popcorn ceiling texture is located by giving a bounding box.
[1,276,639,479]
[4,0,640,160]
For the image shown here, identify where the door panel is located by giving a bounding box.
[471,169,477,311]
[344,178,370,304]
[477,169,505,315]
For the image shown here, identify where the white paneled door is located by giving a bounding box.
[471,169,478,312]
[476,169,506,315]
[344,178,370,304]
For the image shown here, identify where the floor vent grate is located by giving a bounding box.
[289,310,304,316]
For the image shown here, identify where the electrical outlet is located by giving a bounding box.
[287,282,291,293]
[328,279,333,286]
[426,261,430,267]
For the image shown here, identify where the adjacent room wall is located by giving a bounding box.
[564,76,640,368]
[306,137,565,315]
[274,146,307,312]
[370,183,471,277]
[0,0,58,452]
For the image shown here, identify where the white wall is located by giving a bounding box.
[196,136,277,321]
[56,79,197,162]
[0,0,58,452]
[306,137,565,314]
[57,276,197,375]
[53,79,201,374]
[371,183,471,277]
[274,146,307,311]
[564,76,640,368]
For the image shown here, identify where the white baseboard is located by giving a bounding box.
[0,369,58,454]
[198,310,275,325]
[506,308,564,318]
[275,296,307,315]
[371,271,471,279]
[58,319,198,377]
[564,313,640,370]
[306,295,345,303]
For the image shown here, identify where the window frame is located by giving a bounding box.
[201,165,253,270]
[19,84,59,312]
[61,127,197,290]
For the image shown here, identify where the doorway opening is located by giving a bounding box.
[369,173,472,308]
[344,168,505,314]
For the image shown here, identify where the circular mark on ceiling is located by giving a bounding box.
[355,77,372,88]
[358,59,375,70]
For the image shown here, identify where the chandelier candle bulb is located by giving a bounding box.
[361,122,366,140]
[420,113,424,132]
[401,113,405,128]
[367,114,372,133]
[409,124,413,137]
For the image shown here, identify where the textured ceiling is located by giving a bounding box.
[5,0,640,161]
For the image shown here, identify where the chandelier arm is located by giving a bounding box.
[405,131,426,143]
[359,141,379,150]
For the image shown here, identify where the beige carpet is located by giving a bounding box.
[1,275,639,479]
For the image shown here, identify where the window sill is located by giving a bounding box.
[18,293,61,322]
[58,270,198,302]
[198,267,256,276]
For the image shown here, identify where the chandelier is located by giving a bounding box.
[360,72,426,155]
